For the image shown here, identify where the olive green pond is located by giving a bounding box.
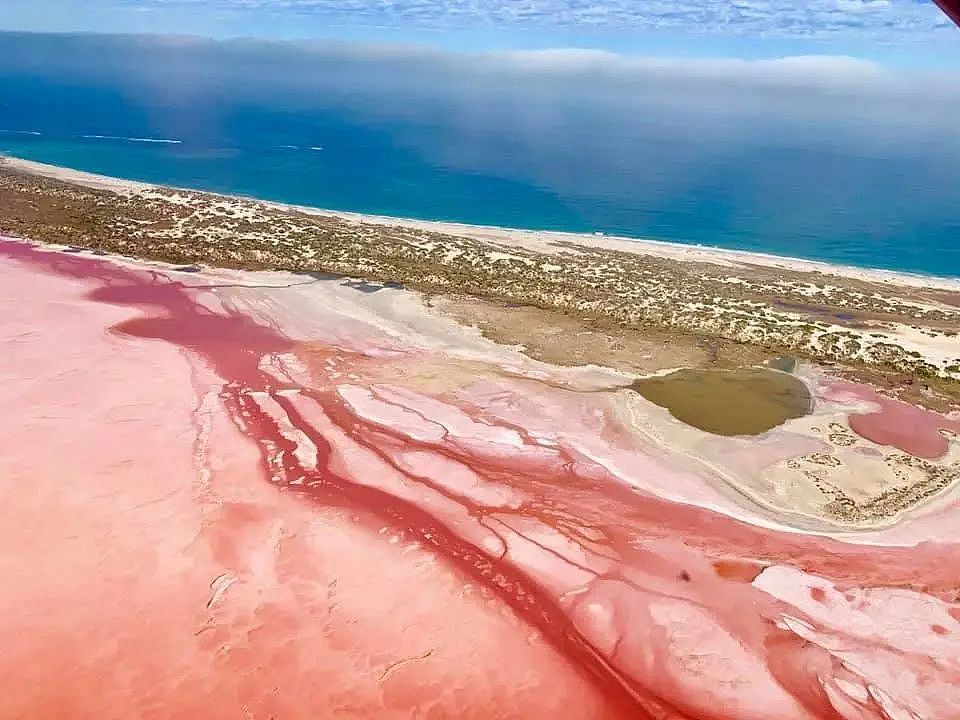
[631,367,813,437]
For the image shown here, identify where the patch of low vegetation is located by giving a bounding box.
[2,160,959,406]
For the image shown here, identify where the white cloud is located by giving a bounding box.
[125,0,954,40]
[488,49,888,81]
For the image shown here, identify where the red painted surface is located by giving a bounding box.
[934,0,960,28]
[2,239,960,719]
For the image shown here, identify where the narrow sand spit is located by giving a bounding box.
[6,155,960,291]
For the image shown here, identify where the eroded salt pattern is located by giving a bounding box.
[1,238,959,720]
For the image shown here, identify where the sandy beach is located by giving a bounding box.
[6,155,960,293]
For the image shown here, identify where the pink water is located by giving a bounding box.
[1,239,958,720]
[839,384,960,460]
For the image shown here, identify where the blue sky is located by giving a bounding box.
[1,0,959,67]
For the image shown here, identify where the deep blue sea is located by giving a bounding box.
[2,33,959,276]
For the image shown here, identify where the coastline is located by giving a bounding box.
[3,152,960,389]
[5,154,960,293]
[6,32,960,720]
[4,150,960,531]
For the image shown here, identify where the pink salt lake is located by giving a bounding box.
[823,380,960,460]
[1,238,959,720]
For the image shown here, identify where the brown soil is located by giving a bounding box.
[428,295,774,376]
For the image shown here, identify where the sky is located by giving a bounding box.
[1,0,959,68]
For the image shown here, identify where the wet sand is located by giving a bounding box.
[2,238,960,719]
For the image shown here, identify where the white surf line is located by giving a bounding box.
[81,134,183,144]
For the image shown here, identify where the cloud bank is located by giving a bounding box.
[2,31,957,271]
[4,31,956,162]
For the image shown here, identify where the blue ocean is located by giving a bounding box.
[2,32,959,276]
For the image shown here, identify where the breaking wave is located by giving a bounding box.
[82,134,183,144]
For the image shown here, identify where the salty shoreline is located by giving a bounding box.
[4,156,960,718]
[5,154,960,292]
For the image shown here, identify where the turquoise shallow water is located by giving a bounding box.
[2,33,958,276]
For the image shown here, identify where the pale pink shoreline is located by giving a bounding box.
[826,380,960,459]
[3,237,960,718]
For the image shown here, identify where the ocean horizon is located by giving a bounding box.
[2,32,959,277]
